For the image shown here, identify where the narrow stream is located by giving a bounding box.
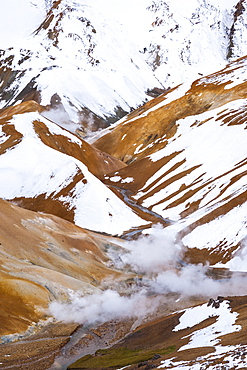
[48,318,137,370]
[110,186,172,240]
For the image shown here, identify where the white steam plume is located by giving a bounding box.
[152,264,247,297]
[49,288,160,325]
[112,223,181,274]
[49,224,247,325]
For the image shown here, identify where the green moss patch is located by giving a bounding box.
[68,345,175,369]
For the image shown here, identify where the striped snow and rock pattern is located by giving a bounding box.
[96,55,247,266]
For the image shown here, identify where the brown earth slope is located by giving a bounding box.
[0,198,132,337]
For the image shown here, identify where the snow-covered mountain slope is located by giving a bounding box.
[145,0,247,87]
[0,101,146,235]
[95,56,247,266]
[0,0,159,133]
[0,0,247,134]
